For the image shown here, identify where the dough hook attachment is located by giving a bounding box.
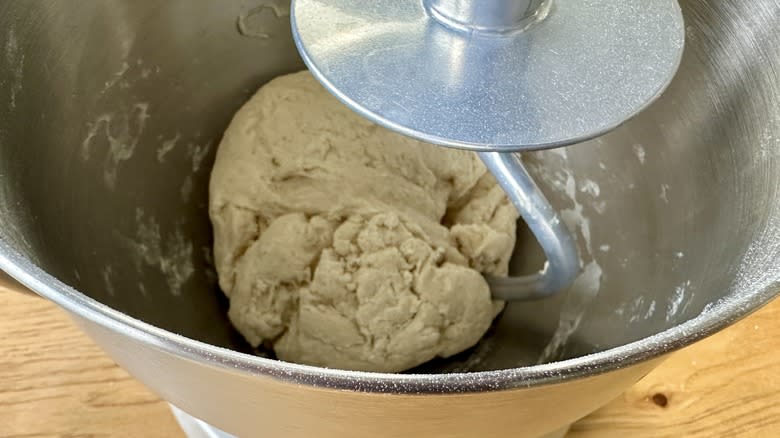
[290,0,685,300]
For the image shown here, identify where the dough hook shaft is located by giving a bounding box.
[425,0,550,34]
[479,152,579,300]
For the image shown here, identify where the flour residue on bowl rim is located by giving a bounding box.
[526,148,606,363]
[81,102,151,189]
[119,208,195,297]
[4,27,24,110]
[157,133,181,163]
[237,1,291,39]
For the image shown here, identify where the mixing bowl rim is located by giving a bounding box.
[3,240,778,394]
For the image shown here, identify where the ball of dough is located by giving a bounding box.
[209,71,518,372]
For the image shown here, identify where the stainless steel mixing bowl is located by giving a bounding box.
[0,1,778,437]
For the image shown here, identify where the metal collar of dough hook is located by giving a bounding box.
[290,0,685,300]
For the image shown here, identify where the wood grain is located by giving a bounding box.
[569,296,780,437]
[0,288,182,438]
[1,287,778,437]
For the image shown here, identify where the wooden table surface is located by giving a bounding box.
[2,286,779,437]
